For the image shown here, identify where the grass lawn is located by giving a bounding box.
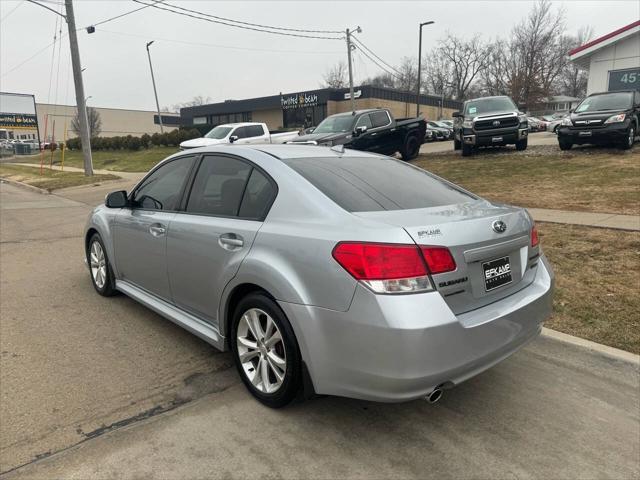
[414,145,640,215]
[21,147,177,173]
[0,164,119,191]
[539,222,639,354]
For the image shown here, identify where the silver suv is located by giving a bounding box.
[85,145,554,408]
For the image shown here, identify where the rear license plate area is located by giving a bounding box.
[482,256,512,291]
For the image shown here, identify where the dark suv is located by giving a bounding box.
[557,90,639,150]
[452,96,528,156]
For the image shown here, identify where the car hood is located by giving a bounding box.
[570,109,627,123]
[179,137,226,148]
[290,132,350,144]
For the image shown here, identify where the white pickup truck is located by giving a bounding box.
[179,122,299,150]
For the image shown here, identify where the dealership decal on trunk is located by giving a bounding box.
[482,256,513,291]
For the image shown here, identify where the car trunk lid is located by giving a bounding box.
[353,200,539,315]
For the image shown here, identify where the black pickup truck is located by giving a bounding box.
[452,96,529,156]
[290,109,426,160]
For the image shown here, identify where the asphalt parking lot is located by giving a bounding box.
[0,158,639,479]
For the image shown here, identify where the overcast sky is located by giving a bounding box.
[1,0,637,111]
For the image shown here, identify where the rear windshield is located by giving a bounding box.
[281,156,476,212]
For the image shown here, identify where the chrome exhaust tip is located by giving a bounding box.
[425,388,443,404]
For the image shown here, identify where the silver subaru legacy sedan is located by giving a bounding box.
[85,144,554,408]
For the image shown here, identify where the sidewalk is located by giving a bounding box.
[529,207,639,231]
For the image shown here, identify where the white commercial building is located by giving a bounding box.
[569,20,640,95]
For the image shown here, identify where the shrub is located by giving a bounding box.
[141,133,151,148]
[128,136,141,150]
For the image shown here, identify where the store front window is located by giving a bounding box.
[283,105,327,129]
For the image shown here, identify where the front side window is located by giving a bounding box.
[233,127,248,139]
[355,114,373,129]
[246,125,265,138]
[186,155,252,216]
[370,111,390,128]
[132,157,195,211]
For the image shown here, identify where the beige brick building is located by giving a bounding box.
[181,86,461,132]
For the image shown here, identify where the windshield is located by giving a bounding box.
[464,97,517,115]
[313,115,355,134]
[575,92,632,113]
[204,126,233,139]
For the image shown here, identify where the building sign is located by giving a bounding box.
[344,90,362,100]
[608,68,640,92]
[0,113,38,129]
[280,92,319,110]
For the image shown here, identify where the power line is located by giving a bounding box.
[352,37,401,76]
[132,0,343,40]
[89,0,164,28]
[356,45,402,81]
[25,0,65,19]
[97,28,343,55]
[0,37,62,78]
[159,1,343,34]
[0,0,25,23]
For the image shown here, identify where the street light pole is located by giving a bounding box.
[146,41,164,133]
[416,20,434,118]
[64,0,93,176]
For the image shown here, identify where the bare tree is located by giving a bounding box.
[557,26,593,98]
[424,33,493,101]
[168,95,213,112]
[362,72,396,88]
[72,107,102,137]
[394,57,418,92]
[322,62,348,88]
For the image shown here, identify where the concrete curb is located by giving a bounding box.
[541,327,639,365]
[0,177,50,195]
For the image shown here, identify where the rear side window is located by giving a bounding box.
[238,169,277,219]
[282,156,475,212]
[370,111,390,128]
[186,155,251,216]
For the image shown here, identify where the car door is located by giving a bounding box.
[113,155,197,301]
[367,110,395,154]
[166,154,277,326]
[242,125,269,144]
[351,113,373,150]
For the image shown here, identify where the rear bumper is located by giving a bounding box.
[463,127,528,146]
[557,121,630,144]
[280,255,554,403]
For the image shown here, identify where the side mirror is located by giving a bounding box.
[354,125,367,137]
[452,111,462,118]
[229,135,238,143]
[307,127,316,134]
[105,190,128,208]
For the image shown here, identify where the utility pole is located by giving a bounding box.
[345,26,361,113]
[65,0,93,176]
[146,41,164,133]
[416,21,434,118]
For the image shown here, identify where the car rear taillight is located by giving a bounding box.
[531,224,539,247]
[420,246,457,274]
[332,242,456,294]
[332,242,432,294]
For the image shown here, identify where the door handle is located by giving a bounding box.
[149,223,166,237]
[219,233,244,250]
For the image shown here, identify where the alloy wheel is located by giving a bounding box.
[630,128,635,147]
[236,308,287,394]
[89,240,107,289]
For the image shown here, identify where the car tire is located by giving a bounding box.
[515,138,528,151]
[553,125,559,134]
[231,293,302,408]
[401,135,420,161]
[620,125,635,150]
[87,233,117,297]
[559,139,573,151]
[453,138,461,150]
[461,142,473,157]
